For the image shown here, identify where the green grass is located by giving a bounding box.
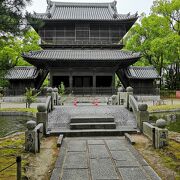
[0,134,29,179]
[168,120,180,133]
[0,108,37,114]
[148,104,180,112]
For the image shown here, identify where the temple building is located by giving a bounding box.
[5,1,160,95]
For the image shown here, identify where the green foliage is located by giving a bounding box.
[0,0,32,35]
[125,0,180,89]
[0,30,41,87]
[42,77,49,87]
[58,82,65,96]
[115,74,121,88]
[24,87,39,108]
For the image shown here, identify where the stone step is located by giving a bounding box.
[70,122,116,130]
[70,116,114,123]
[48,129,138,137]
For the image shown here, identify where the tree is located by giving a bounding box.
[0,0,32,35]
[152,0,180,35]
[125,0,180,89]
[0,30,41,87]
[58,82,65,96]
[25,87,39,108]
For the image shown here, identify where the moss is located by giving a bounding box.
[156,139,180,178]
[0,134,29,179]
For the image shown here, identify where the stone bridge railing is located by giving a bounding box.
[115,86,149,132]
[116,86,168,149]
[25,87,60,153]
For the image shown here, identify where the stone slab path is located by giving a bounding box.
[51,137,161,180]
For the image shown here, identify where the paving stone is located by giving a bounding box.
[115,160,140,167]
[88,139,105,145]
[48,105,137,132]
[62,169,89,180]
[63,152,88,169]
[118,167,148,180]
[54,142,66,168]
[67,140,86,152]
[50,168,61,180]
[143,166,161,180]
[106,139,128,151]
[89,145,110,159]
[90,158,119,180]
[127,144,149,166]
[111,150,136,161]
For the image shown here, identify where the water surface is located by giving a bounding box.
[0,115,35,137]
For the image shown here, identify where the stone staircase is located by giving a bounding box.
[48,105,138,136]
[70,116,116,130]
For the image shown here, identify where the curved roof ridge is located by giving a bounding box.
[51,1,112,7]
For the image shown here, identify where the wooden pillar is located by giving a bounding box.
[50,71,53,87]
[69,75,73,93]
[93,73,96,94]
[112,74,115,94]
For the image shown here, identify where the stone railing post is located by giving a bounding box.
[112,95,118,105]
[25,120,37,153]
[36,104,48,135]
[155,119,168,148]
[137,104,149,131]
[126,86,133,109]
[47,87,54,110]
[117,87,123,105]
[53,87,59,105]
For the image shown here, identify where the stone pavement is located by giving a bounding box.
[51,136,161,180]
[48,105,137,133]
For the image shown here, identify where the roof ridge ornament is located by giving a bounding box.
[46,0,52,18]
[111,0,118,19]
[135,11,138,17]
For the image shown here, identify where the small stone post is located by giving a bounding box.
[155,119,168,148]
[47,87,54,110]
[126,86,133,109]
[137,103,149,132]
[25,120,37,153]
[36,104,48,135]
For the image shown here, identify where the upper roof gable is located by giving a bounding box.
[33,0,138,21]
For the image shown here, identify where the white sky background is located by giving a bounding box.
[26,0,154,15]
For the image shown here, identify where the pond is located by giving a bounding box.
[0,115,36,137]
[149,111,180,133]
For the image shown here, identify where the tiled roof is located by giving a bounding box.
[125,66,160,79]
[33,1,138,21]
[5,66,39,80]
[22,49,141,61]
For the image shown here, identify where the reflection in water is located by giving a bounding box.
[0,115,35,137]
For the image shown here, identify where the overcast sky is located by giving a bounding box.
[26,0,154,15]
